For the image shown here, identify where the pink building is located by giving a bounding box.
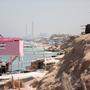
[0,37,24,56]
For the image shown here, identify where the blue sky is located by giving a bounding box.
[0,0,90,37]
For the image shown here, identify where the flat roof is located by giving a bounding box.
[0,37,21,42]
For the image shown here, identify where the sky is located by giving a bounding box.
[0,0,90,37]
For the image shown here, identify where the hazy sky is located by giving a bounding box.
[0,0,90,37]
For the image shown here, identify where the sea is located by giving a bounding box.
[1,46,58,72]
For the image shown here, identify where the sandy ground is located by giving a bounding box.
[0,70,47,90]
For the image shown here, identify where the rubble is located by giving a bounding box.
[26,59,44,71]
[36,34,90,90]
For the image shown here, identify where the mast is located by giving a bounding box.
[32,21,34,40]
[31,21,35,60]
[26,24,28,36]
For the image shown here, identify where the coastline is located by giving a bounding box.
[0,52,64,90]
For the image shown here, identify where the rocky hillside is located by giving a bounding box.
[36,34,90,90]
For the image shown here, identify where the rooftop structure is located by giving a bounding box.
[0,37,23,56]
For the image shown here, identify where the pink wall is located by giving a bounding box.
[19,40,24,56]
[0,38,24,56]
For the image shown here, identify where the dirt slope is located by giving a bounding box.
[36,34,90,90]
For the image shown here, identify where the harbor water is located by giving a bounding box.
[1,46,58,71]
